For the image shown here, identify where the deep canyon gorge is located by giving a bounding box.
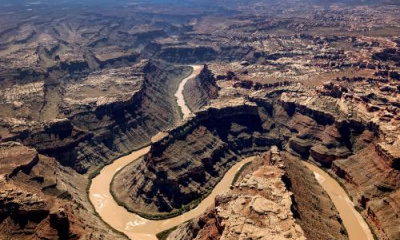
[0,0,400,240]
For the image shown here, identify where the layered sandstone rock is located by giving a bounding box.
[0,143,77,240]
[0,142,38,178]
[332,144,400,240]
[147,44,252,64]
[184,64,219,111]
[211,147,306,240]
[2,1,400,240]
[0,142,125,240]
[0,187,80,240]
[283,152,348,240]
[0,60,192,173]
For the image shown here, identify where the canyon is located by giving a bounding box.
[93,65,372,240]
[111,79,387,239]
[0,0,400,240]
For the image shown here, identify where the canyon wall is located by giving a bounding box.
[0,142,125,240]
[183,64,219,112]
[144,44,254,64]
[277,88,400,240]
[0,61,192,173]
[282,152,348,240]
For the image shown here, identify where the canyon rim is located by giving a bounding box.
[0,1,400,240]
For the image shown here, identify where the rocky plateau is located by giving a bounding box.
[0,0,400,240]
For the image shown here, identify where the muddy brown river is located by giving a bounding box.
[89,66,373,240]
[174,65,202,119]
[303,162,374,240]
[89,148,254,240]
[89,66,254,240]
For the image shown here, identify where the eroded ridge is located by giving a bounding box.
[202,147,306,240]
[167,147,350,240]
[1,1,400,239]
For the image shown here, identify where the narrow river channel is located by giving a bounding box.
[303,162,374,240]
[174,65,202,119]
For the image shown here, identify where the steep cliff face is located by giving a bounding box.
[145,44,253,64]
[283,152,348,240]
[0,142,125,240]
[184,64,219,112]
[277,90,400,240]
[332,144,400,240]
[1,61,192,173]
[60,61,191,173]
[0,142,80,240]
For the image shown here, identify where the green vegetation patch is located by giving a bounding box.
[156,226,178,240]
[232,162,252,185]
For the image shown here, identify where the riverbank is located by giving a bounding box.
[303,161,374,240]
